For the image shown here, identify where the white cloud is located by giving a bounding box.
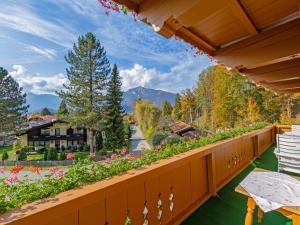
[0,4,77,47]
[26,45,57,60]
[9,65,68,95]
[120,55,212,93]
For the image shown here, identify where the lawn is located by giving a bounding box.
[0,146,89,161]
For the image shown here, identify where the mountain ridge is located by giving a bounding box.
[27,86,177,113]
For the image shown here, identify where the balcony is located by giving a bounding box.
[0,125,284,225]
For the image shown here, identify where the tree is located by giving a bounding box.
[162,100,173,117]
[0,67,28,133]
[57,32,111,151]
[57,100,69,119]
[103,65,125,151]
[172,94,182,120]
[40,107,52,115]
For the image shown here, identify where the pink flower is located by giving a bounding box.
[89,152,96,158]
[135,153,141,158]
[56,170,65,178]
[111,153,117,160]
[4,176,18,185]
[120,148,126,155]
[49,167,59,174]
[125,153,133,159]
[0,166,6,174]
[67,153,75,159]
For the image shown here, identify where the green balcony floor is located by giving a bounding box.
[182,146,293,225]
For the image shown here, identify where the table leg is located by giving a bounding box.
[291,214,300,225]
[245,197,256,225]
[257,208,264,224]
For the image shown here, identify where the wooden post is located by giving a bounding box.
[291,214,300,225]
[257,207,263,224]
[245,197,256,225]
[207,152,217,196]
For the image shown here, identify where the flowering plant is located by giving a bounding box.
[0,123,268,213]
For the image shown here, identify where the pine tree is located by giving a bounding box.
[162,100,173,117]
[57,100,69,119]
[57,32,111,151]
[0,67,28,133]
[40,107,52,115]
[103,65,125,151]
[172,94,182,121]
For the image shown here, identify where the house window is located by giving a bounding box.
[29,141,33,146]
[39,141,45,146]
[41,129,50,135]
[55,128,60,136]
[45,141,50,147]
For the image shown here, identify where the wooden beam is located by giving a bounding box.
[226,0,258,35]
[276,88,300,94]
[175,27,216,54]
[243,58,300,83]
[214,18,300,69]
[263,80,300,90]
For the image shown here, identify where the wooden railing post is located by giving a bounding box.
[207,152,217,196]
[253,135,259,157]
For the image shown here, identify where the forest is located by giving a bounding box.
[134,65,299,140]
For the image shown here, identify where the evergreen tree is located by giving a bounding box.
[172,94,182,120]
[0,67,28,133]
[57,100,69,119]
[57,32,111,151]
[40,107,52,115]
[103,65,125,151]
[162,100,173,117]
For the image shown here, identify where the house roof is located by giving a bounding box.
[19,120,67,135]
[114,0,300,93]
[170,121,193,134]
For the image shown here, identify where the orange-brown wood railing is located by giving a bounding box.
[0,125,276,225]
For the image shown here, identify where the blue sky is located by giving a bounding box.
[0,0,212,95]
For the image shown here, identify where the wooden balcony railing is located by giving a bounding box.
[0,125,276,225]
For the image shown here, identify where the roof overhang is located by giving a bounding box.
[115,0,300,93]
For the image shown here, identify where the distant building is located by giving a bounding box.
[170,121,211,139]
[18,120,91,149]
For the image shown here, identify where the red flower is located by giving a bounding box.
[49,167,59,174]
[32,166,42,174]
[67,153,75,159]
[135,153,141,158]
[11,165,24,174]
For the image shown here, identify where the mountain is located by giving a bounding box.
[122,86,177,112]
[27,93,60,113]
[26,87,177,113]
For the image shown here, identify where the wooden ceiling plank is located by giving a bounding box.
[226,0,258,35]
[214,18,300,69]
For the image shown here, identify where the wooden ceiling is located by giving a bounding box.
[114,0,300,93]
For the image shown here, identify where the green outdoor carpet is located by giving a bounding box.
[182,146,293,225]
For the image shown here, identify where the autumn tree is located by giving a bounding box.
[172,94,182,121]
[162,100,173,117]
[57,32,111,151]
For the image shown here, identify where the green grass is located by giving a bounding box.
[182,146,292,225]
[0,146,89,161]
[0,146,14,160]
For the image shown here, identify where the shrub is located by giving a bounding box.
[78,144,83,151]
[151,132,168,147]
[61,145,66,151]
[18,150,27,161]
[44,149,48,160]
[59,152,66,160]
[83,144,90,152]
[2,151,8,160]
[165,136,182,145]
[36,146,46,154]
[47,148,58,161]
